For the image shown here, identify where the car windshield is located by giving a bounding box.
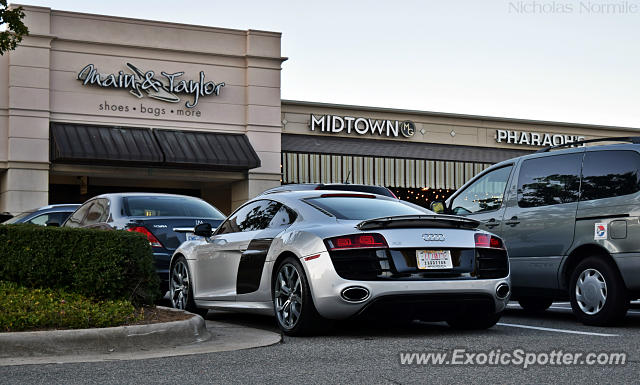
[123,196,225,218]
[306,196,428,220]
[2,211,34,224]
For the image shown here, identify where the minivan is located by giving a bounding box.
[432,137,640,326]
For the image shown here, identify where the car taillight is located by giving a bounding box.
[325,233,388,251]
[128,226,163,248]
[474,233,504,249]
[387,189,398,199]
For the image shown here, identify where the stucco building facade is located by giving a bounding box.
[1,5,638,215]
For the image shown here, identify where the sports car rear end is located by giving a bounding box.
[299,194,510,326]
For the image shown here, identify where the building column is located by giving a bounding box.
[230,172,282,211]
[230,30,285,211]
[0,167,49,214]
[1,6,52,214]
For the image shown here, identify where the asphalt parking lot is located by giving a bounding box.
[1,302,639,384]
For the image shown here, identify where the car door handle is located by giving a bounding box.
[505,216,520,226]
[213,238,227,245]
[483,218,500,229]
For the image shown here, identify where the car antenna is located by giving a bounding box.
[343,170,351,184]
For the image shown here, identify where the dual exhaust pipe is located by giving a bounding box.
[496,283,510,299]
[341,286,370,303]
[341,283,510,303]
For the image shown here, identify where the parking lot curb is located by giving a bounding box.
[0,306,210,360]
[0,307,282,366]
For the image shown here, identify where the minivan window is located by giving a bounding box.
[450,166,513,215]
[581,150,640,201]
[518,153,582,208]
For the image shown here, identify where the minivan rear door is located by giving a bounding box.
[502,151,584,292]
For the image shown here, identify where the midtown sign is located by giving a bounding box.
[77,63,225,108]
[310,114,415,138]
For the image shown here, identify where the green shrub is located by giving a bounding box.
[0,224,159,305]
[0,281,143,331]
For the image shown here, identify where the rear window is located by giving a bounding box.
[306,196,428,220]
[123,196,225,218]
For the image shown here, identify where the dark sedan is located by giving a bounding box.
[63,193,225,293]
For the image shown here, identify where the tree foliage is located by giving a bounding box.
[0,0,29,55]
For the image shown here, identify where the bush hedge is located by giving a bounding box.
[0,281,143,331]
[0,224,159,306]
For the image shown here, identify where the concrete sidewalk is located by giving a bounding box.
[0,307,281,366]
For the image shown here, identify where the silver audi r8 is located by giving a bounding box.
[169,190,511,336]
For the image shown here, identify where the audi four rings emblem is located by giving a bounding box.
[422,233,446,242]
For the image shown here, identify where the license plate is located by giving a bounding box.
[186,233,203,241]
[416,250,453,270]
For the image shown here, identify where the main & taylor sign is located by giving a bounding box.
[77,63,225,109]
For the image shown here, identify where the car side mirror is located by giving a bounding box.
[194,223,213,237]
[46,221,60,227]
[430,201,446,214]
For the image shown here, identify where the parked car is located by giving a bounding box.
[2,204,80,226]
[168,190,510,335]
[432,137,640,326]
[62,193,226,293]
[261,183,398,198]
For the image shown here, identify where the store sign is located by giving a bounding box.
[77,63,225,108]
[496,129,585,147]
[310,114,415,138]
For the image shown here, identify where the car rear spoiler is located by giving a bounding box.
[357,215,480,230]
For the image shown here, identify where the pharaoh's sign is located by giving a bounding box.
[496,129,585,147]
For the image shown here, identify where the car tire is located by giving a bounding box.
[446,311,502,330]
[170,256,208,318]
[518,297,553,313]
[273,257,325,336]
[569,256,628,326]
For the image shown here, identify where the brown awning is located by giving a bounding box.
[282,133,532,164]
[50,123,163,166]
[50,123,261,171]
[154,129,261,171]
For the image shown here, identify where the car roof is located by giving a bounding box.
[88,192,206,200]
[261,183,394,197]
[259,189,395,202]
[33,204,81,211]
[462,141,640,189]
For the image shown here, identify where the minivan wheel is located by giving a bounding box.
[170,256,208,318]
[273,257,326,336]
[518,297,553,313]
[446,311,502,330]
[569,256,628,326]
